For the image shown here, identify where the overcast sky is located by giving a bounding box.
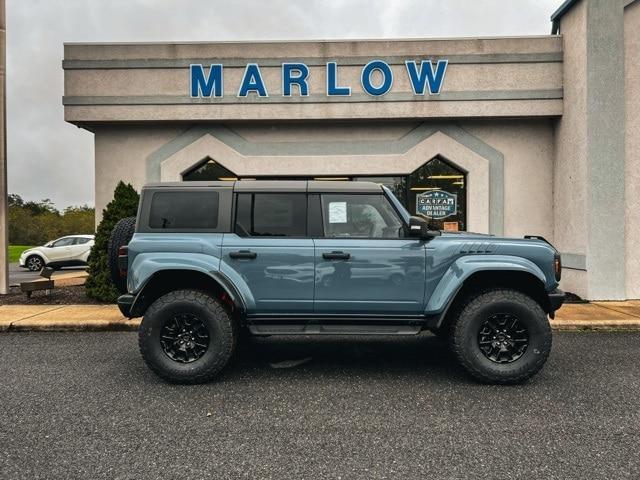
[6,0,560,209]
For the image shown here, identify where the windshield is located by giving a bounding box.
[382,185,410,224]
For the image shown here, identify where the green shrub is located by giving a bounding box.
[85,182,139,302]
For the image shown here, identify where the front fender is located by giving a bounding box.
[424,255,547,315]
[23,249,51,264]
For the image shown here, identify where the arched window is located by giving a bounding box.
[182,157,237,182]
[406,157,467,231]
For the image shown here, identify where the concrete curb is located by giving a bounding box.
[0,305,140,332]
[1,303,640,333]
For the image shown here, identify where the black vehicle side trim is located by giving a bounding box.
[210,270,247,316]
[548,288,565,314]
[47,260,88,268]
[249,324,422,336]
[117,294,135,318]
[247,313,425,321]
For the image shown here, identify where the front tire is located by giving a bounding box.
[26,255,44,272]
[449,289,552,384]
[138,290,236,384]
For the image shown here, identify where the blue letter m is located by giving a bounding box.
[405,60,448,95]
[190,64,223,98]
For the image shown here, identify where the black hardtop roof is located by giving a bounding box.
[143,180,383,193]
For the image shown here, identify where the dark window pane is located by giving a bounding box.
[235,193,306,237]
[321,194,404,238]
[73,238,89,245]
[183,158,237,182]
[234,193,252,236]
[52,237,75,247]
[149,191,218,229]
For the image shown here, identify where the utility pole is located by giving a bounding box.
[0,0,7,294]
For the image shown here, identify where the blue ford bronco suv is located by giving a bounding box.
[111,180,564,384]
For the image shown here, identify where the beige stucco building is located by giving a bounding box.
[62,0,639,301]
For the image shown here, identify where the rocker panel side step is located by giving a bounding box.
[248,324,422,336]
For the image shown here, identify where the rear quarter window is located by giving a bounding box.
[149,191,219,229]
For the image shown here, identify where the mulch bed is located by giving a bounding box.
[564,291,588,304]
[1,285,109,306]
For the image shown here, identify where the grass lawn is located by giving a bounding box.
[8,245,34,263]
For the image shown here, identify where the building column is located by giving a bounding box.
[585,0,626,299]
[0,0,8,295]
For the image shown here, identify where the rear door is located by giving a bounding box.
[221,191,315,315]
[69,237,92,260]
[313,192,426,315]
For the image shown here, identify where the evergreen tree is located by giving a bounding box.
[85,182,139,302]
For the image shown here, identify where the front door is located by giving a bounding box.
[314,193,426,315]
[221,192,314,314]
[46,237,75,262]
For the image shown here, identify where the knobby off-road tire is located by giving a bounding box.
[108,216,136,293]
[449,289,552,384]
[138,290,236,384]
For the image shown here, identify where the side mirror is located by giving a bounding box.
[407,216,441,239]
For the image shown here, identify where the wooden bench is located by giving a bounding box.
[20,267,55,299]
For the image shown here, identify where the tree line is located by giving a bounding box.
[8,194,95,246]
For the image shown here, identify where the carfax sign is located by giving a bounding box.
[416,190,457,219]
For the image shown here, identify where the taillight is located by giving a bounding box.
[118,246,128,277]
[554,254,562,282]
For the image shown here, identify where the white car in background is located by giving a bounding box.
[19,235,95,271]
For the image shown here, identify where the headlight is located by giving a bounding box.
[554,254,562,282]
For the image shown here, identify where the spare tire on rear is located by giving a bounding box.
[108,216,136,293]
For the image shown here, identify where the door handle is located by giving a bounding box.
[229,250,257,259]
[322,251,350,260]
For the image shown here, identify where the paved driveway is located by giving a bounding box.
[8,262,86,286]
[0,332,638,479]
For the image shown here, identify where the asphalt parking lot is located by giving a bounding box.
[1,331,639,479]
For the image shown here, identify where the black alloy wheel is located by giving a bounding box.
[160,313,210,363]
[478,313,529,364]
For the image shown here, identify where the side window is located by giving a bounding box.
[52,237,75,247]
[235,193,307,237]
[73,238,89,245]
[321,194,404,238]
[149,191,219,229]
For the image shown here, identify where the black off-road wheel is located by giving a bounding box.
[138,290,236,384]
[108,216,136,293]
[449,289,552,384]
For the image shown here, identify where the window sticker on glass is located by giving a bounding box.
[328,202,347,223]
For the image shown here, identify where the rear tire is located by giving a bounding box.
[449,289,551,384]
[108,216,136,293]
[138,290,236,384]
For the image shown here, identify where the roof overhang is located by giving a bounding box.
[550,0,579,34]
